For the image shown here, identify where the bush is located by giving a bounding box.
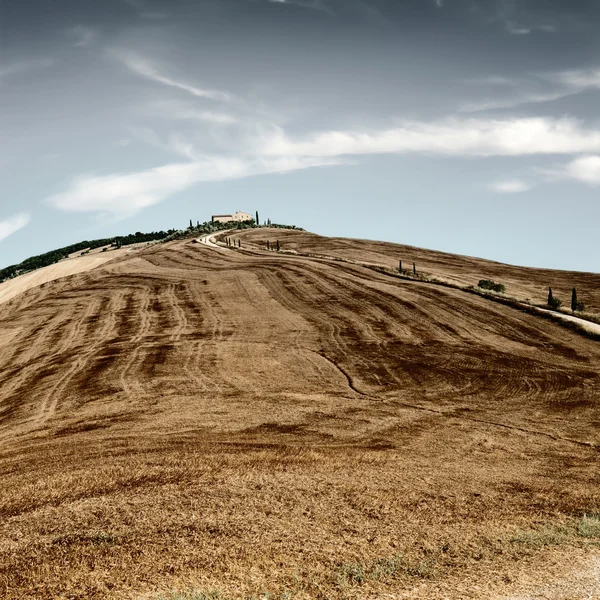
[548,296,562,310]
[478,279,505,293]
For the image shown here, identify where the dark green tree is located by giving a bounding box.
[267,240,270,250]
[189,219,193,229]
[276,240,280,252]
[399,260,402,272]
[256,210,259,225]
[413,262,416,275]
[571,287,578,313]
[547,287,562,310]
[238,239,241,248]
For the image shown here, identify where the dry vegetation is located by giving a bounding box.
[0,228,599,599]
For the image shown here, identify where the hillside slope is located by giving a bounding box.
[0,247,132,306]
[0,229,599,600]
[233,228,600,314]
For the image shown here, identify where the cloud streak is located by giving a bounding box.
[259,117,600,158]
[552,155,600,186]
[0,214,31,243]
[463,65,600,113]
[490,180,533,193]
[46,156,341,218]
[110,50,233,102]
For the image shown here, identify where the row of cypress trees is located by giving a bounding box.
[548,287,584,313]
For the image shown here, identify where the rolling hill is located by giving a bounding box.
[0,229,599,600]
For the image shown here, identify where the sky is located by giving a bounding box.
[1,0,600,271]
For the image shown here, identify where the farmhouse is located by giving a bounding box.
[211,211,253,224]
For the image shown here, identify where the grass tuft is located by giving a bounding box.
[337,553,436,588]
[509,525,569,548]
[577,513,600,538]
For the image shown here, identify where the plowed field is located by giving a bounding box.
[0,229,599,600]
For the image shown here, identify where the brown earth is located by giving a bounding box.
[233,229,600,314]
[0,229,599,600]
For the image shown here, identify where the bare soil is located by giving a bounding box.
[0,229,599,599]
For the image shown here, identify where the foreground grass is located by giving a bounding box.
[153,513,600,600]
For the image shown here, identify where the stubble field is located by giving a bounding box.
[0,229,599,599]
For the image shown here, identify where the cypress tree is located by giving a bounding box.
[399,260,402,272]
[238,239,241,248]
[267,240,270,250]
[413,262,416,275]
[256,210,259,225]
[189,219,193,229]
[571,288,578,313]
[548,287,553,306]
[276,240,280,252]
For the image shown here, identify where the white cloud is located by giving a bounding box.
[176,110,238,125]
[460,89,575,113]
[46,156,340,218]
[490,180,533,193]
[558,155,600,186]
[0,213,31,243]
[548,68,600,90]
[259,117,600,159]
[147,99,238,125]
[110,49,233,102]
[67,25,97,47]
[506,21,530,35]
[462,66,600,113]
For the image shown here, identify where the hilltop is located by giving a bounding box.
[0,228,599,600]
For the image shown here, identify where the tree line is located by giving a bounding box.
[0,230,175,284]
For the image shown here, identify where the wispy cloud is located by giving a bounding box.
[462,66,600,113]
[505,22,556,35]
[490,179,533,193]
[259,117,600,159]
[145,99,238,125]
[67,25,97,47]
[0,213,31,243]
[506,21,531,35]
[46,156,340,218]
[109,49,233,102]
[460,88,576,113]
[548,68,600,90]
[550,155,600,186]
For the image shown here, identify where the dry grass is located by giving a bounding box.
[0,230,600,599]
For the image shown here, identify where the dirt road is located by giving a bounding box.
[0,229,599,599]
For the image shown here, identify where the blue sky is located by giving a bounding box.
[1,0,600,270]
